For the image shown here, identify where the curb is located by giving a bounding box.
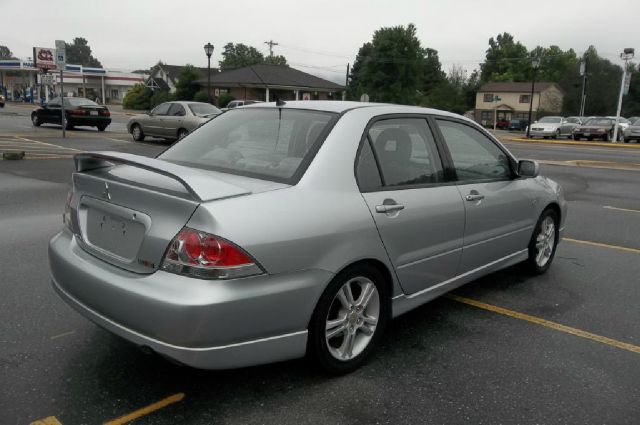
[504,137,640,149]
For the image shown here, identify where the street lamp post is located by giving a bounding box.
[526,57,541,139]
[612,48,635,143]
[203,42,214,104]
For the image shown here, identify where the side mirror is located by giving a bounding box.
[518,159,539,178]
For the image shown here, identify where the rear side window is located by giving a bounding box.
[159,108,336,183]
[367,118,444,187]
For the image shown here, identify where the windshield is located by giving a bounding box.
[64,97,99,107]
[585,118,613,126]
[188,103,221,116]
[159,108,337,183]
[539,116,562,123]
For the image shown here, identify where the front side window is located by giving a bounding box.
[367,118,444,187]
[151,103,171,116]
[436,119,512,182]
[168,103,185,116]
[159,108,336,183]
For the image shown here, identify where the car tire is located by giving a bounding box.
[65,121,74,130]
[131,124,145,142]
[573,135,580,141]
[97,125,107,132]
[31,113,41,127]
[524,209,559,275]
[307,263,390,375]
[177,129,188,140]
[555,129,560,139]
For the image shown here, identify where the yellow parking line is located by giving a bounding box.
[50,330,76,340]
[447,295,640,355]
[16,136,82,151]
[563,237,640,254]
[603,205,640,214]
[103,393,185,425]
[30,416,63,425]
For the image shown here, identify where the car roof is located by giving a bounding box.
[244,100,468,120]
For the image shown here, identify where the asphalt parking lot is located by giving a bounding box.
[1,112,639,424]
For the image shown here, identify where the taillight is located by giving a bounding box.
[71,108,86,115]
[161,228,263,280]
[100,110,110,117]
[63,191,72,230]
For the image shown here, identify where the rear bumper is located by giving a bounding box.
[49,230,332,369]
[68,116,111,127]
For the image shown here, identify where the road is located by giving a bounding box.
[1,116,639,424]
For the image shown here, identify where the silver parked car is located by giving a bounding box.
[127,101,221,142]
[49,101,567,374]
[529,116,564,139]
[623,117,640,143]
[558,116,582,138]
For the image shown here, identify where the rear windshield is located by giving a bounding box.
[585,118,613,126]
[539,116,562,123]
[64,98,99,107]
[188,103,221,116]
[159,108,337,183]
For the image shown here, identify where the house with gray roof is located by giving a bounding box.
[196,64,345,102]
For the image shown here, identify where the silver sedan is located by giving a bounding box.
[49,101,567,374]
[126,101,221,141]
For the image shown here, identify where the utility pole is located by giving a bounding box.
[343,63,350,100]
[612,48,635,143]
[579,56,588,116]
[264,40,279,57]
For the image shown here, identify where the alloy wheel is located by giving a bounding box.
[325,276,380,361]
[535,216,556,267]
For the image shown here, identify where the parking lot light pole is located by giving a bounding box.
[204,43,214,104]
[526,57,541,139]
[612,48,634,143]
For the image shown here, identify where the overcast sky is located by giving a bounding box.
[3,0,638,83]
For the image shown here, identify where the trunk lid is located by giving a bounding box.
[70,152,252,274]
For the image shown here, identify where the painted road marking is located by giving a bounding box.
[603,205,640,214]
[30,416,63,425]
[50,330,76,340]
[506,137,640,149]
[0,135,81,160]
[103,393,185,425]
[563,237,640,254]
[448,295,640,355]
[503,140,640,155]
[535,159,640,171]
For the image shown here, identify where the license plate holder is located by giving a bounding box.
[90,110,98,116]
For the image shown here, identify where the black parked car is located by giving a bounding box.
[507,118,528,131]
[572,117,623,142]
[31,97,111,131]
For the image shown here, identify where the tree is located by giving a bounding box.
[264,55,288,66]
[580,46,623,116]
[123,83,152,110]
[174,65,200,101]
[65,38,102,67]
[348,24,427,104]
[480,32,529,82]
[219,43,264,71]
[0,45,14,59]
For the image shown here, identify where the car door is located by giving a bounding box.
[43,97,62,124]
[164,103,186,138]
[357,117,465,295]
[145,102,171,137]
[434,118,536,273]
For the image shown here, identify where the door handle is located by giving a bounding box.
[465,194,485,202]
[375,204,405,213]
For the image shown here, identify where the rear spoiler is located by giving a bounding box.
[74,151,250,202]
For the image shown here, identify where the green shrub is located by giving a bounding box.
[193,90,209,103]
[150,91,174,108]
[218,93,234,108]
[123,83,152,110]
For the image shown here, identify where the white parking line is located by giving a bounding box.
[603,205,640,214]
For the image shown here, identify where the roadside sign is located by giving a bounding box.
[40,74,55,85]
[55,40,66,71]
[623,72,631,96]
[33,47,57,70]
